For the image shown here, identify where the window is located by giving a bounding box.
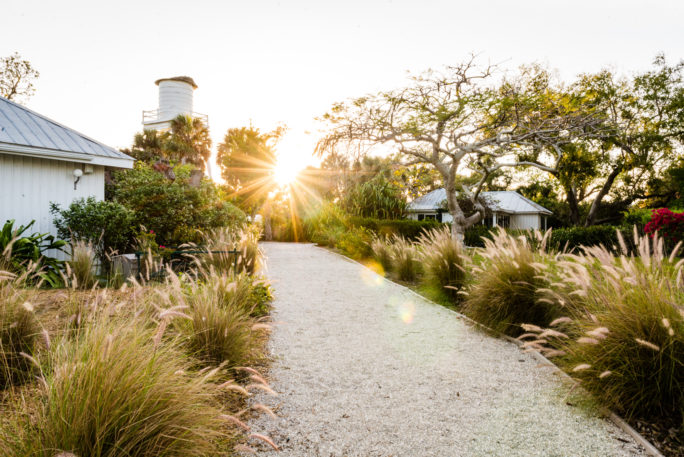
[497,214,510,228]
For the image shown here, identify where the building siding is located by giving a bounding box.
[0,154,104,257]
[510,214,540,230]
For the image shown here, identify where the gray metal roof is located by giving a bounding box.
[407,189,552,215]
[0,96,133,168]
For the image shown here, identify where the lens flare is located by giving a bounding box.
[398,301,415,324]
[360,261,385,287]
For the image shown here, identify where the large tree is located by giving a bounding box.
[507,57,684,226]
[0,53,39,102]
[217,126,283,239]
[317,58,595,240]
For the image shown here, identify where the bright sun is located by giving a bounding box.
[273,160,302,186]
[272,129,316,186]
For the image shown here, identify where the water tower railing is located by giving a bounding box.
[142,109,209,126]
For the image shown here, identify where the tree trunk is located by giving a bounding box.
[445,186,468,244]
[565,185,582,226]
[584,165,622,227]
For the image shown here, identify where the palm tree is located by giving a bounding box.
[166,115,212,170]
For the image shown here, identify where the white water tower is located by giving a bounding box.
[142,76,208,130]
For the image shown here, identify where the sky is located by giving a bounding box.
[2,0,683,179]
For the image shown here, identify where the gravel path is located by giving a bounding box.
[247,242,643,457]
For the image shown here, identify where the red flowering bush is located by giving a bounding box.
[644,208,684,242]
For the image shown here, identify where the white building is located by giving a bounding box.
[407,189,552,230]
[142,76,207,131]
[0,95,134,250]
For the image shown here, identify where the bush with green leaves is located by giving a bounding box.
[547,225,620,252]
[50,197,136,263]
[112,162,245,247]
[418,227,467,299]
[349,217,442,240]
[463,229,558,336]
[336,226,373,260]
[0,219,65,287]
[340,174,407,219]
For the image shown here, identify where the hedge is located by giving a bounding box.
[348,217,443,240]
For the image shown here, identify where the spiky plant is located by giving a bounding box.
[67,240,96,289]
[0,270,39,389]
[371,235,393,274]
[2,315,229,456]
[532,231,684,421]
[463,229,557,336]
[390,235,422,282]
[417,227,466,299]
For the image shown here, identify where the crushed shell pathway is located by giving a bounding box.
[245,242,644,457]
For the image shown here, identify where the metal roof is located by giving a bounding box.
[0,96,133,168]
[407,189,552,215]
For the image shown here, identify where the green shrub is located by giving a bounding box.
[464,224,494,247]
[349,217,442,240]
[370,235,393,273]
[112,162,245,246]
[537,233,684,421]
[340,175,407,219]
[336,226,373,260]
[390,235,422,282]
[3,316,227,456]
[0,220,65,287]
[463,229,558,336]
[303,202,348,246]
[51,197,136,263]
[0,279,39,389]
[548,225,619,252]
[418,227,466,299]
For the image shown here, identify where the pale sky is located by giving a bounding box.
[2,0,683,177]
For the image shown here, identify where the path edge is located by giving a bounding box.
[319,246,664,457]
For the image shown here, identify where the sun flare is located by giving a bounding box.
[273,160,302,186]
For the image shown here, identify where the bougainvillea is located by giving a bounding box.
[644,208,684,242]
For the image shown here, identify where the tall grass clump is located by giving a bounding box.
[463,229,558,336]
[0,270,40,389]
[178,273,263,369]
[2,315,228,456]
[534,232,684,421]
[418,227,466,299]
[67,240,96,289]
[371,235,393,273]
[200,225,263,275]
[390,235,422,282]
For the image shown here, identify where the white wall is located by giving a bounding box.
[0,154,105,257]
[511,213,540,230]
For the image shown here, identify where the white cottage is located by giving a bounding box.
[407,189,552,230]
[0,96,134,246]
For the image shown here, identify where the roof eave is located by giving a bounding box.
[0,143,134,169]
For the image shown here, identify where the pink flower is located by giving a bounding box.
[159,245,166,249]
[149,230,155,234]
